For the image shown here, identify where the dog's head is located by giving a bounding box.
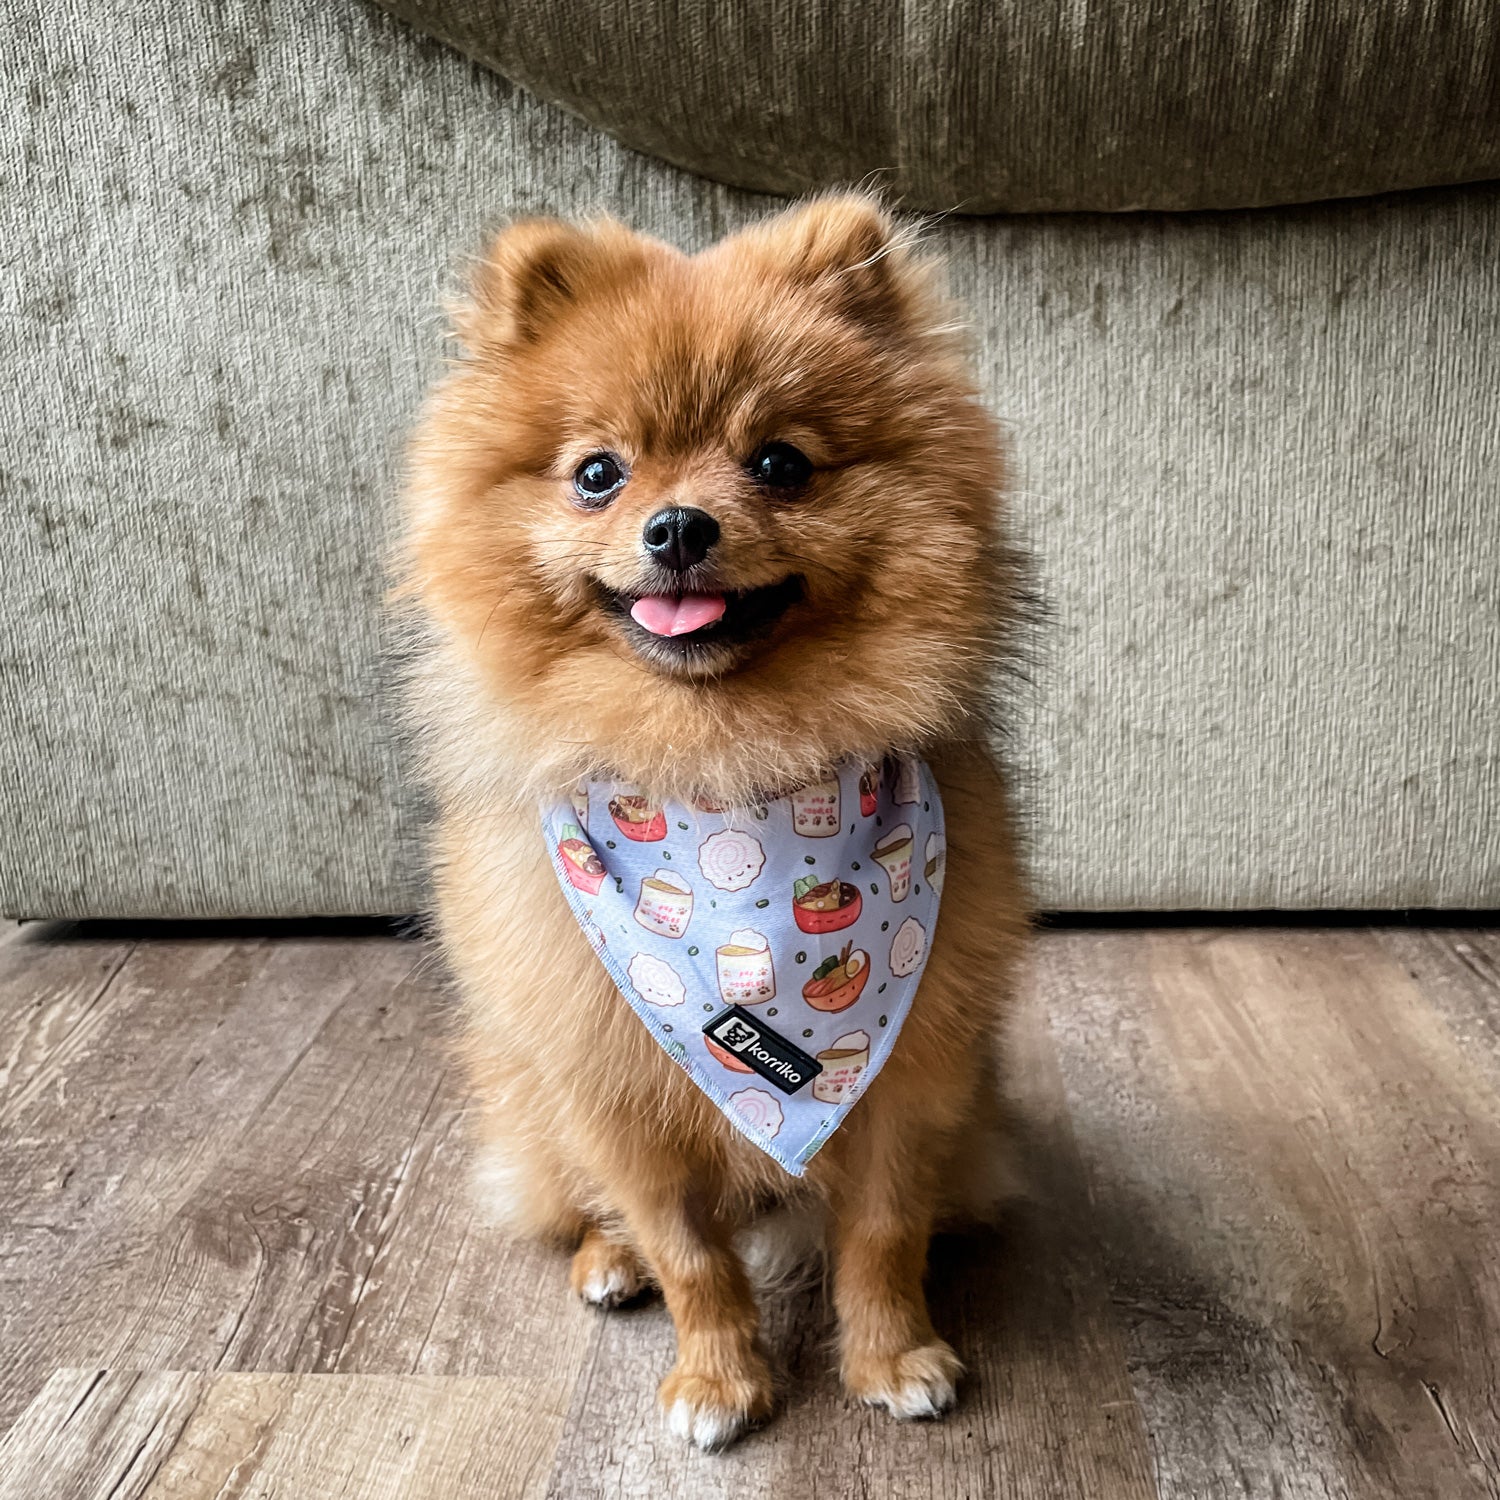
[404,195,1012,800]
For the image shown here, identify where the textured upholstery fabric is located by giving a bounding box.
[377,0,1500,212]
[1,0,1497,917]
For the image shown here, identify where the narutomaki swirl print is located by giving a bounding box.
[542,756,946,1174]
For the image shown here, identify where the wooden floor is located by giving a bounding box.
[0,919,1496,1499]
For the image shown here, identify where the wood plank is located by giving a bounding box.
[542,978,1160,1499]
[1041,927,1500,1500]
[0,921,135,1104]
[0,933,381,1426]
[0,931,593,1437]
[0,1371,203,1500]
[0,922,140,1429]
[1374,927,1500,1080]
[0,1370,568,1500]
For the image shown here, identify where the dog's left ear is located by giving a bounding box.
[744,194,937,341]
[454,217,657,353]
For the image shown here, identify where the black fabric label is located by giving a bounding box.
[703,1006,824,1096]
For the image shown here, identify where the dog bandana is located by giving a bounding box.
[542,756,945,1175]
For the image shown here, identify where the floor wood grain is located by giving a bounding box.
[1043,927,1500,1500]
[0,1371,569,1500]
[1,920,1496,1498]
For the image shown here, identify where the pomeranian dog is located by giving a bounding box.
[399,193,1028,1449]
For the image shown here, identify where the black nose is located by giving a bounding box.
[641,507,720,573]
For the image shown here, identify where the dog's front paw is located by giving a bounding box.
[570,1232,650,1308]
[843,1339,963,1419]
[659,1357,774,1451]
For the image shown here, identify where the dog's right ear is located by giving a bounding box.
[453,217,651,353]
[732,193,943,347]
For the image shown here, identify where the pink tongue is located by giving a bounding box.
[630,593,727,637]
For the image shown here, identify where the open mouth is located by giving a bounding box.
[594,576,804,664]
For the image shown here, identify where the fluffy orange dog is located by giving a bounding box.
[400,193,1028,1448]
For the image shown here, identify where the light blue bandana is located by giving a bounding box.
[542,756,945,1175]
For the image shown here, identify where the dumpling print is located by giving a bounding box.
[628,952,686,1007]
[697,828,766,892]
[728,1087,784,1139]
[889,916,926,978]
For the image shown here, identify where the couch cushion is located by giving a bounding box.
[377,0,1500,212]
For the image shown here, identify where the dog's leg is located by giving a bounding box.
[569,1222,651,1308]
[831,1134,962,1419]
[613,1180,773,1450]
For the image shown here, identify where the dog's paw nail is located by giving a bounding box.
[847,1340,963,1420]
[577,1264,642,1307]
[659,1364,773,1451]
[666,1397,744,1451]
[570,1237,649,1309]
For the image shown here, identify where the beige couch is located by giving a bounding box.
[2,0,1497,917]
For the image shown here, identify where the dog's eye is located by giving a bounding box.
[748,442,813,491]
[573,453,627,506]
